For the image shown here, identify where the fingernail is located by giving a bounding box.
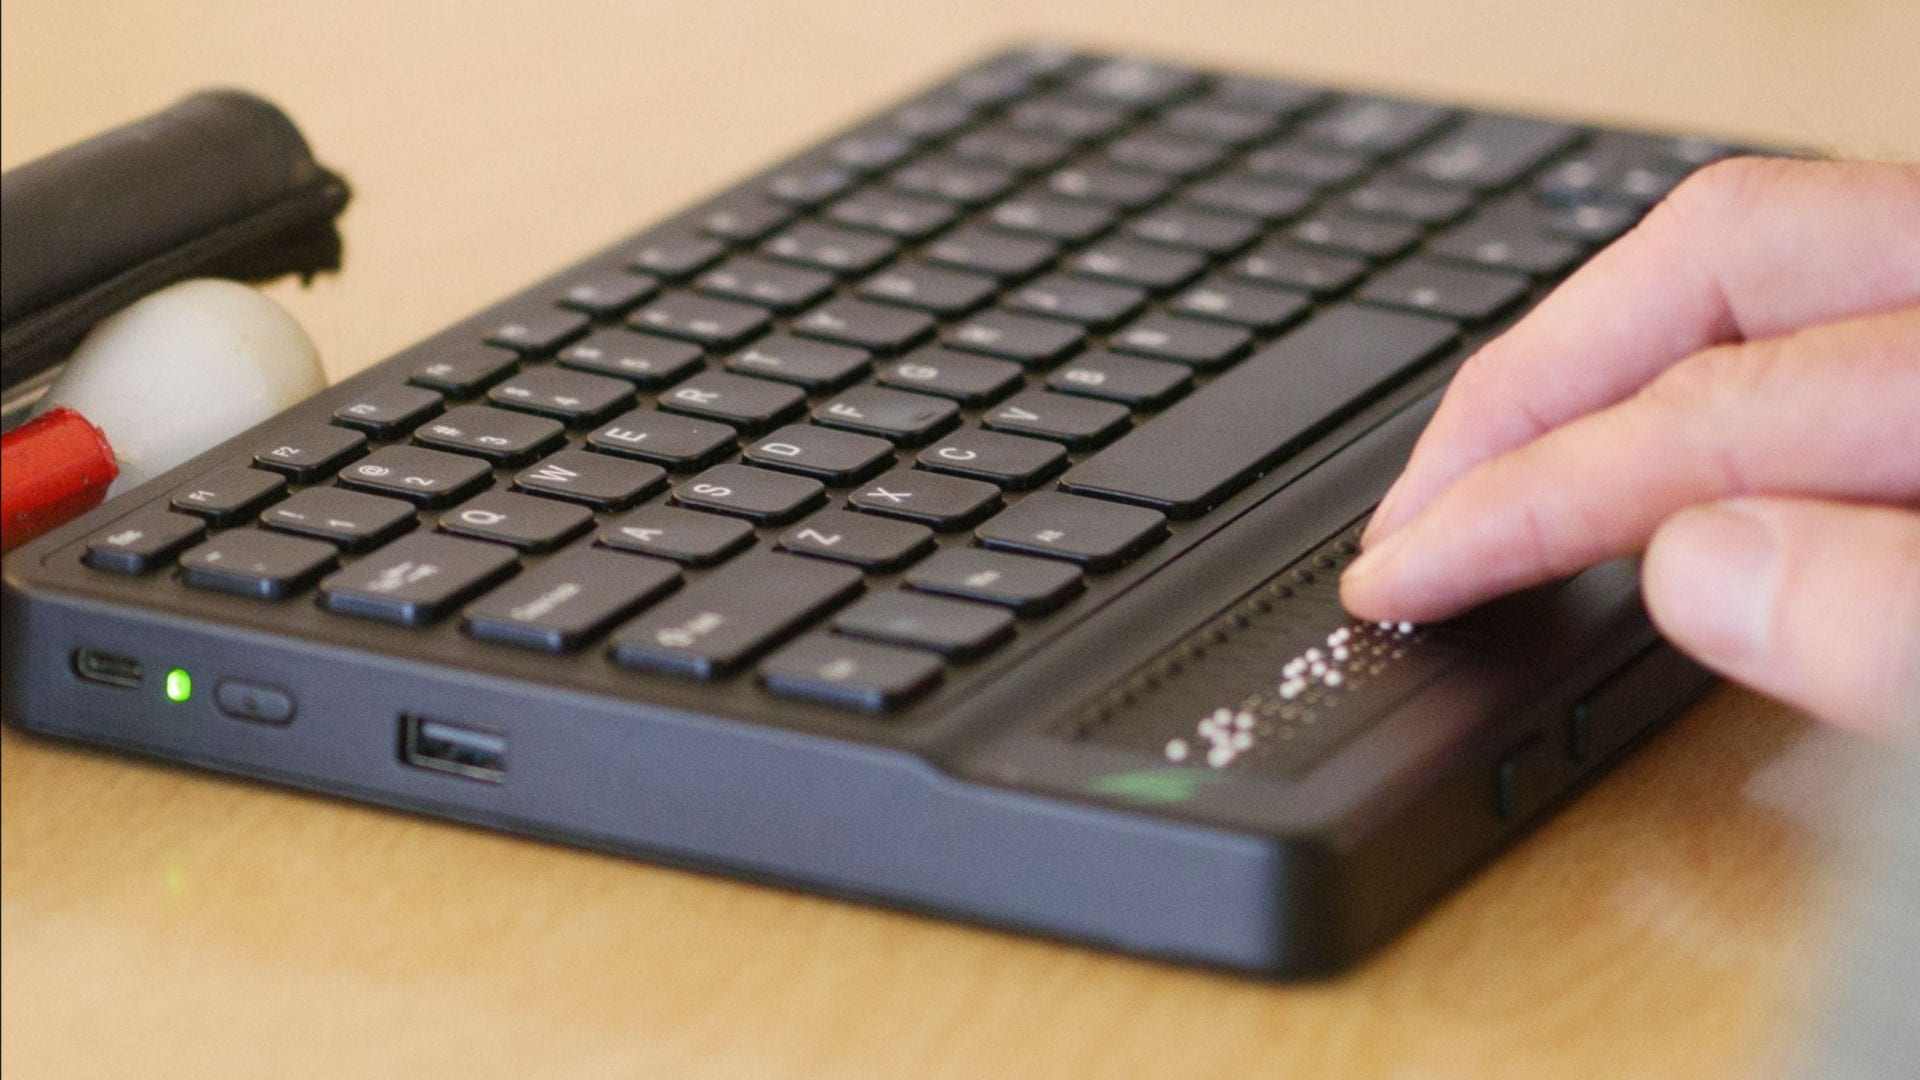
[1645,504,1781,666]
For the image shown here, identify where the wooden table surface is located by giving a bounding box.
[4,2,1915,1076]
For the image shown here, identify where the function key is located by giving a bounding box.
[438,491,593,552]
[1286,213,1424,261]
[671,463,825,524]
[759,635,944,712]
[610,551,863,680]
[743,424,895,485]
[555,270,659,317]
[848,468,1001,530]
[1234,243,1369,296]
[696,194,793,242]
[598,504,754,565]
[332,384,444,438]
[320,533,519,626]
[254,424,367,481]
[1100,134,1225,178]
[408,345,520,396]
[1400,114,1581,190]
[557,328,704,387]
[792,299,937,354]
[1357,258,1532,323]
[180,530,338,600]
[725,334,872,391]
[82,510,206,575]
[482,305,591,355]
[338,445,493,507]
[1046,351,1191,408]
[825,190,957,240]
[170,467,286,525]
[922,226,1057,281]
[832,591,1015,658]
[760,222,898,275]
[946,309,1085,367]
[659,370,805,432]
[628,290,772,349]
[586,408,736,470]
[512,449,665,509]
[1300,96,1454,156]
[917,428,1068,488]
[414,404,565,465]
[1242,140,1371,189]
[488,367,634,424]
[975,490,1167,569]
[1109,313,1252,369]
[858,262,999,317]
[260,487,414,551]
[987,196,1116,244]
[875,347,1023,405]
[695,255,835,313]
[982,389,1130,449]
[1343,181,1475,225]
[1067,241,1207,293]
[1170,277,1312,332]
[890,157,1016,206]
[464,549,681,653]
[765,163,856,207]
[904,547,1083,615]
[1126,206,1262,256]
[627,232,726,279]
[1066,58,1204,108]
[776,509,934,570]
[813,386,960,444]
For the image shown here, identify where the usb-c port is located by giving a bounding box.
[399,715,507,783]
[72,649,143,689]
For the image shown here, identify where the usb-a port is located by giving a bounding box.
[399,715,507,783]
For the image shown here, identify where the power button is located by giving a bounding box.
[214,679,296,724]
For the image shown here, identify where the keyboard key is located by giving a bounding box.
[555,270,659,317]
[923,226,1057,281]
[1043,163,1172,208]
[320,533,519,625]
[1427,213,1585,276]
[813,386,959,444]
[1207,76,1325,118]
[828,129,916,173]
[1242,143,1370,189]
[760,222,898,275]
[482,304,591,355]
[1301,96,1453,156]
[765,163,856,207]
[1544,202,1638,244]
[598,504,754,565]
[338,445,493,507]
[983,390,1130,448]
[777,509,935,570]
[952,125,1075,173]
[586,409,737,470]
[438,490,594,551]
[875,348,1023,405]
[464,549,681,652]
[1009,95,1132,142]
[1060,305,1457,514]
[408,345,520,396]
[743,424,896,484]
[628,290,772,349]
[946,310,1085,366]
[170,467,286,525]
[671,463,824,524]
[825,190,957,239]
[180,530,338,600]
[1400,114,1580,190]
[917,428,1068,488]
[1067,57,1203,107]
[414,405,566,464]
[1109,314,1252,369]
[833,591,1015,658]
[1008,274,1146,328]
[1233,244,1368,296]
[696,194,793,241]
[658,371,806,432]
[253,424,367,481]
[890,157,1016,206]
[792,298,937,353]
[82,510,206,574]
[332,384,443,438]
[885,94,979,141]
[261,487,415,550]
[1046,351,1192,408]
[1127,206,1261,255]
[1067,241,1206,292]
[627,232,725,279]
[848,469,1000,530]
[904,547,1082,615]
[1287,213,1423,260]
[695,256,835,312]
[512,449,666,509]
[611,551,863,679]
[857,262,998,316]
[488,367,633,424]
[976,491,1166,569]
[725,334,872,390]
[1357,258,1532,323]
[1180,176,1313,223]
[1101,134,1226,177]
[988,196,1116,243]
[759,635,944,711]
[557,329,704,387]
[1170,278,1311,332]
[1158,103,1282,145]
[1343,181,1475,225]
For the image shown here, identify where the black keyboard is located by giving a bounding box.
[3,46,1739,975]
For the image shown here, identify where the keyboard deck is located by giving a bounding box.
[58,47,1737,718]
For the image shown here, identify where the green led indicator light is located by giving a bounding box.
[164,668,193,703]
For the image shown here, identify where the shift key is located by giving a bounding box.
[611,552,863,679]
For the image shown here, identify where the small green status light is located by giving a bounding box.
[164,668,193,703]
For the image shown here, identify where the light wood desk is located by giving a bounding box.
[4,3,1916,1076]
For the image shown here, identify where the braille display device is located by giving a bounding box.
[2,47,1741,975]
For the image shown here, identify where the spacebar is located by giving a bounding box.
[1058,304,1457,516]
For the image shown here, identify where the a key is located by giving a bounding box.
[759,634,944,711]
[875,347,1024,405]
[1157,103,1281,146]
[1060,305,1458,514]
[1102,133,1225,178]
[765,162,856,207]
[611,551,863,679]
[857,262,998,316]
[464,549,681,652]
[438,490,594,551]
[777,509,934,570]
[812,386,960,444]
[627,290,772,349]
[627,232,726,279]
[696,194,793,242]
[1046,351,1192,408]
[512,448,666,509]
[586,409,737,470]
[555,269,659,317]
[82,510,206,574]
[488,367,633,424]
[951,125,1076,173]
[760,222,898,275]
[332,384,443,438]
[1127,206,1261,255]
[1242,142,1371,189]
[1008,274,1146,329]
[1301,96,1454,156]
[743,424,896,484]
[1233,244,1369,296]
[975,490,1166,569]
[826,190,957,239]
[946,310,1085,366]
[890,157,1016,206]
[1357,258,1532,323]
[725,334,872,390]
[414,405,565,465]
[1067,241,1206,293]
[1170,278,1312,332]
[848,469,1001,530]
[1287,213,1423,261]
[1009,95,1132,142]
[1180,176,1314,223]
[904,547,1083,615]
[170,467,286,525]
[1400,114,1580,190]
[180,530,338,600]
[482,304,591,355]
[792,298,937,354]
[671,464,824,524]
[557,329,704,387]
[1109,314,1252,369]
[253,424,367,481]
[923,226,1057,281]
[833,591,1015,658]
[988,196,1116,244]
[983,390,1130,448]
[1044,163,1173,208]
[338,445,493,507]
[658,371,806,433]
[917,428,1068,488]
[408,345,520,397]
[1343,181,1475,225]
[695,256,835,313]
[598,504,755,565]
[320,533,519,626]
[260,487,415,550]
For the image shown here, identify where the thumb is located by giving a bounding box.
[1642,497,1920,737]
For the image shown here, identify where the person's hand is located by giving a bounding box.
[1339,158,1920,735]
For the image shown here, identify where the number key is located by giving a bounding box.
[414,405,566,465]
[338,446,492,507]
[332,384,443,438]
